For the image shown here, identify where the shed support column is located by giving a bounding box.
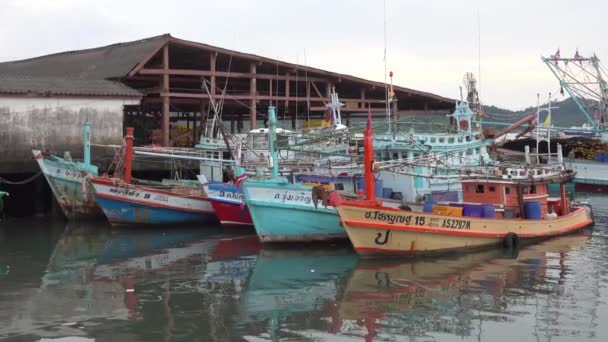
[360,88,366,109]
[286,75,294,129]
[192,111,197,143]
[200,100,207,135]
[250,63,257,129]
[161,44,170,146]
[210,53,217,108]
[392,101,398,131]
[306,81,311,117]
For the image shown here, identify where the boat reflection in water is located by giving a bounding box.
[240,244,358,341]
[337,232,592,341]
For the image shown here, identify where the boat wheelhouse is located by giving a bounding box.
[374,100,492,203]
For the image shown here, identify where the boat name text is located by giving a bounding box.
[363,211,471,230]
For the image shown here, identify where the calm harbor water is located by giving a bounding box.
[1,194,608,341]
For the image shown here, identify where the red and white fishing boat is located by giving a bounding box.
[89,128,216,225]
[330,110,594,256]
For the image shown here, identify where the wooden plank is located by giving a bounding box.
[139,68,327,82]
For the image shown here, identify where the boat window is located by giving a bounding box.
[448,137,455,144]
[413,153,420,159]
[466,136,471,142]
[476,148,481,155]
[277,134,290,148]
[458,137,463,143]
[467,149,473,156]
[530,185,537,194]
[505,187,511,195]
[251,134,268,149]
[438,137,445,143]
[430,137,437,143]
[489,186,496,192]
[476,184,484,193]
[335,183,344,190]
[393,152,399,160]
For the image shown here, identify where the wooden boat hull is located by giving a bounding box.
[207,184,253,227]
[90,177,216,225]
[209,198,253,227]
[243,180,344,242]
[336,204,593,256]
[32,150,102,219]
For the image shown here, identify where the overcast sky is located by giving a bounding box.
[1,0,605,109]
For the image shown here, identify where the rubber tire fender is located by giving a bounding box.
[503,232,519,250]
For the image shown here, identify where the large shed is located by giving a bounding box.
[0,34,454,173]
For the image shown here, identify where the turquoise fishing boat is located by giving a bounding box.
[243,106,346,242]
[32,123,102,219]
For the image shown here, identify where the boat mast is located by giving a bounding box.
[123,127,134,184]
[268,106,279,178]
[364,107,376,201]
[83,122,91,167]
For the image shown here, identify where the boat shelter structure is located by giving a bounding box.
[0,34,454,173]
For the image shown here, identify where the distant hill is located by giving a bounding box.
[484,97,594,127]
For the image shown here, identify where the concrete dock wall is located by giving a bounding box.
[0,96,139,173]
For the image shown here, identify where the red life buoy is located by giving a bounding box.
[459,120,468,130]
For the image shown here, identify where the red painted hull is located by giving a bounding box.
[209,198,253,228]
[574,183,608,192]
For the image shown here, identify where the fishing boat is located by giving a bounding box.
[89,128,216,225]
[243,106,352,242]
[331,110,594,256]
[32,123,102,219]
[202,167,253,228]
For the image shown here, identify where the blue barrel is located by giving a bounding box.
[481,204,496,218]
[523,201,542,219]
[423,201,436,213]
[382,187,393,198]
[504,209,516,219]
[463,204,483,218]
[356,178,384,199]
[603,153,608,163]
[375,179,383,198]
[596,152,604,162]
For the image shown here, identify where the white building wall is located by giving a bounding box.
[0,96,140,173]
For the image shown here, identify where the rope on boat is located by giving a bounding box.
[0,171,43,185]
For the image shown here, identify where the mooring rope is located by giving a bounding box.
[0,171,43,185]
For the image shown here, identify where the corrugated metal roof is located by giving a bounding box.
[0,76,142,97]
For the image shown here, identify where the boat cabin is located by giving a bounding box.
[459,164,572,219]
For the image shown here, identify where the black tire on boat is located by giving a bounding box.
[503,232,519,250]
